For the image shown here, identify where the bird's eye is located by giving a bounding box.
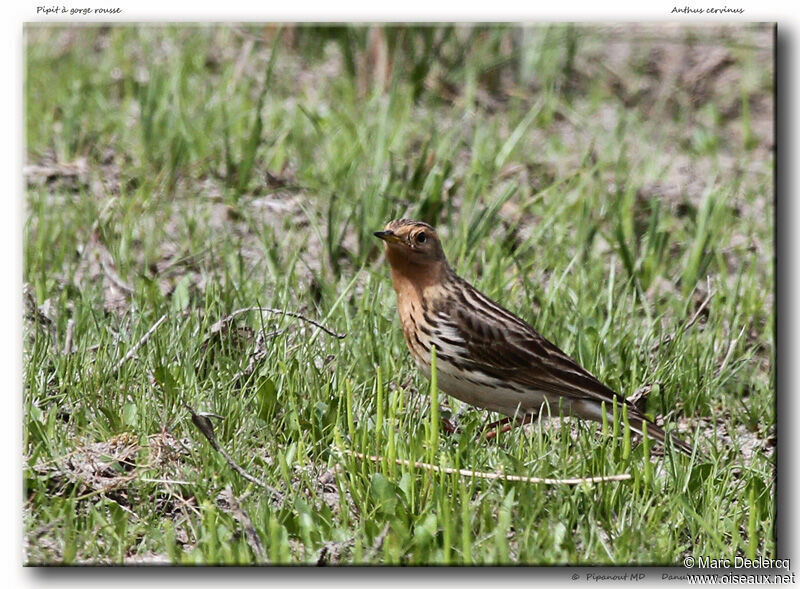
[416,232,427,244]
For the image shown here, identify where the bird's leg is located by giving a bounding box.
[440,406,468,435]
[440,417,457,434]
[483,413,536,440]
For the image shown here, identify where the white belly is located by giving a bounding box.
[413,354,552,417]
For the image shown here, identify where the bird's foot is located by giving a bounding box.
[440,417,459,434]
[439,407,468,435]
[483,414,534,440]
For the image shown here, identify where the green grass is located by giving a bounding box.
[23,23,774,565]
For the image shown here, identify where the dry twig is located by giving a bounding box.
[217,485,267,562]
[210,306,346,340]
[182,403,284,503]
[111,313,169,375]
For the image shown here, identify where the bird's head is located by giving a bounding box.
[374,219,447,267]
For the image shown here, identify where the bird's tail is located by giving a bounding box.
[573,399,695,456]
[626,413,695,457]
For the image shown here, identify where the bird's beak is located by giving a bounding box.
[374,230,403,244]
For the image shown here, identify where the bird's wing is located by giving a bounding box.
[429,279,695,456]
[438,280,628,408]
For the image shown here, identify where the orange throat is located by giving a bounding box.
[385,246,446,303]
[384,245,450,359]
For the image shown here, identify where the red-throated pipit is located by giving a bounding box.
[375,219,693,455]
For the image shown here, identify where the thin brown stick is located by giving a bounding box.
[212,306,346,339]
[183,403,284,503]
[218,485,267,562]
[343,450,631,485]
[111,313,169,374]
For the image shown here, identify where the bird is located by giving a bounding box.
[374,218,694,456]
